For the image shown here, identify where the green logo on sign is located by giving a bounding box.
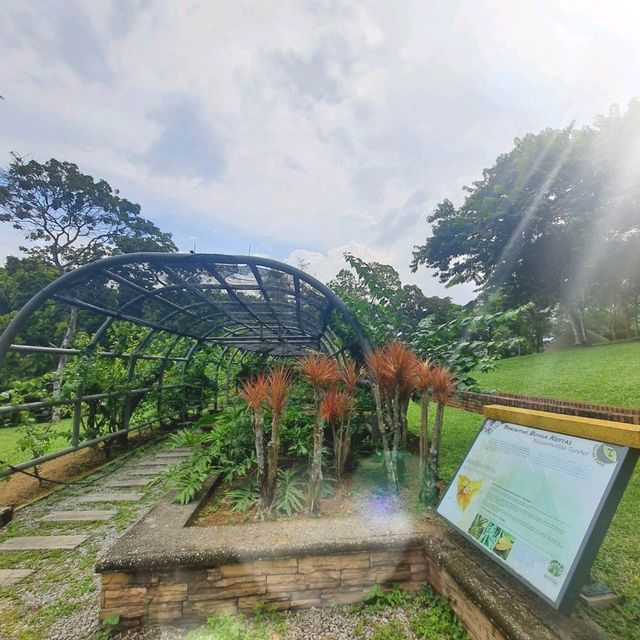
[593,444,617,465]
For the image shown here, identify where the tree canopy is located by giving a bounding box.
[0,154,178,407]
[411,101,640,344]
[329,253,458,347]
[0,154,176,274]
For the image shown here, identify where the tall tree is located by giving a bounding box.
[0,154,177,414]
[329,253,459,348]
[411,101,640,345]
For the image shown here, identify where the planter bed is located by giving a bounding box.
[96,475,608,640]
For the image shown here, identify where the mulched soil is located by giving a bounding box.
[0,448,104,508]
[194,456,426,527]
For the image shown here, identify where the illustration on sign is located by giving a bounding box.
[437,418,627,608]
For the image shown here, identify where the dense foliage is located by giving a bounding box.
[330,253,525,389]
[329,253,459,349]
[0,154,177,416]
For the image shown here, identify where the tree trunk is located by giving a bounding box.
[52,306,78,422]
[621,302,631,339]
[610,304,617,341]
[534,312,542,353]
[562,302,587,346]
[254,408,267,500]
[33,465,44,487]
[578,308,588,343]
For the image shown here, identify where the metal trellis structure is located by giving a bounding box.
[0,253,370,478]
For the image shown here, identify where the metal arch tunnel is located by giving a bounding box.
[0,253,370,478]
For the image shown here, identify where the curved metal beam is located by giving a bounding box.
[0,253,370,365]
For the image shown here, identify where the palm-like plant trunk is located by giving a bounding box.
[372,383,398,492]
[430,402,445,483]
[398,396,410,480]
[390,387,402,488]
[264,414,281,509]
[254,408,267,500]
[336,414,352,481]
[332,422,341,482]
[418,390,437,504]
[308,390,324,513]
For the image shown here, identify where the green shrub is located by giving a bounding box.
[411,587,468,639]
[186,613,269,640]
[160,404,256,504]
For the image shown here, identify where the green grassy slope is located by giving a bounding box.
[477,340,640,407]
[408,340,640,640]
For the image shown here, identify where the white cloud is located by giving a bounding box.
[285,241,391,284]
[1,1,639,303]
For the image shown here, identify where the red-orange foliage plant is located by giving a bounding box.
[263,366,293,510]
[321,389,355,482]
[366,341,419,492]
[239,374,268,499]
[299,353,341,512]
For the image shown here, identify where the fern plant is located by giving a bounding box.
[274,468,305,516]
[225,478,260,512]
[167,427,208,448]
[158,403,257,504]
[170,453,213,504]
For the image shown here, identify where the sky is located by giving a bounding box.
[2,0,640,303]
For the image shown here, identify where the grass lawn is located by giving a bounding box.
[0,418,72,467]
[477,340,640,408]
[408,340,640,640]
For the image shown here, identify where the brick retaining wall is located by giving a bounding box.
[449,390,640,425]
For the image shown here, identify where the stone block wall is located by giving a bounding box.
[100,547,428,627]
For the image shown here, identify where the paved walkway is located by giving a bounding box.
[0,440,192,640]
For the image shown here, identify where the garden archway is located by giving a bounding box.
[0,252,370,477]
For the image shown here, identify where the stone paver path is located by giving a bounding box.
[152,453,191,459]
[0,535,87,551]
[126,466,167,476]
[0,438,192,640]
[0,569,34,587]
[134,460,176,468]
[40,510,117,522]
[104,478,150,488]
[77,491,144,503]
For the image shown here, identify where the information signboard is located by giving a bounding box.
[437,412,637,613]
